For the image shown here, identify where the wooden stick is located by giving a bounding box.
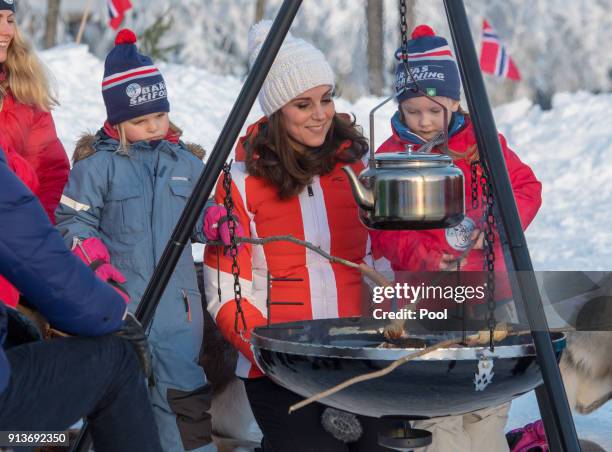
[210,236,359,269]
[358,263,392,286]
[246,235,359,268]
[288,336,463,413]
[288,326,571,413]
[211,235,394,288]
[75,0,93,45]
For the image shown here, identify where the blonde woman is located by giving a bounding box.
[0,1,68,310]
[0,0,68,222]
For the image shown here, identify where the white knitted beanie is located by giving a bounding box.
[248,20,335,117]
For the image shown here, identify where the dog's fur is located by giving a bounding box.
[209,378,262,452]
[561,331,612,414]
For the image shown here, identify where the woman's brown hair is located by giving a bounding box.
[245,113,368,199]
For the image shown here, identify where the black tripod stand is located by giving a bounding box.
[72,1,579,450]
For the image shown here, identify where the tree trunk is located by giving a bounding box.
[408,1,416,37]
[254,0,266,23]
[44,0,61,49]
[366,0,384,95]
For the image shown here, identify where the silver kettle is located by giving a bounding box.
[343,96,465,230]
[343,149,465,230]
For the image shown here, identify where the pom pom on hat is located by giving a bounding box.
[115,28,137,46]
[411,25,436,39]
[248,20,276,65]
[248,20,335,117]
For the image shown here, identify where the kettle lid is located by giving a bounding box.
[374,151,453,168]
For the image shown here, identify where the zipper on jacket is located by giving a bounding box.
[72,237,93,264]
[181,289,192,322]
[148,151,159,266]
[306,179,329,316]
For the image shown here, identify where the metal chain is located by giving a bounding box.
[222,162,248,338]
[397,0,440,132]
[470,161,480,210]
[398,0,418,97]
[480,165,497,350]
[399,0,409,61]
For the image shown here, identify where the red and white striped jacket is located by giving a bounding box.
[203,118,370,378]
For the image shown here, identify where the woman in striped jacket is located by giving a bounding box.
[203,21,387,452]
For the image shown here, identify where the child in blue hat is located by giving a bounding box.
[56,29,217,452]
[371,25,542,452]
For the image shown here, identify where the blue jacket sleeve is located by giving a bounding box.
[55,155,109,248]
[0,149,125,336]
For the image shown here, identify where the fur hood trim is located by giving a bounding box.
[72,132,206,163]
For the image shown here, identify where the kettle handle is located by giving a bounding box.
[369,95,397,167]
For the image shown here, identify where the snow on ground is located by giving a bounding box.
[42,45,612,448]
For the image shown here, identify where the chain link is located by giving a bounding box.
[479,165,497,350]
[397,1,425,104]
[222,162,248,338]
[399,0,408,61]
[470,161,480,210]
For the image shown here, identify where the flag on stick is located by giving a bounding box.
[480,19,521,81]
[107,0,132,30]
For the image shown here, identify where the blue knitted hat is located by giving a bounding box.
[395,25,461,102]
[0,0,15,12]
[102,29,169,126]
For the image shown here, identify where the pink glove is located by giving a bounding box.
[92,262,130,303]
[71,237,130,303]
[72,237,111,264]
[203,205,246,254]
[507,420,547,452]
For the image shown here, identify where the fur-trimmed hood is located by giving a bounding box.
[72,130,206,164]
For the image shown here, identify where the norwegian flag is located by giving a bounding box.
[479,19,521,81]
[107,0,132,30]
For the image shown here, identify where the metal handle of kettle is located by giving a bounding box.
[368,94,399,166]
[367,90,448,163]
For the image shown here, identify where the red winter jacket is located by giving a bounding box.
[203,118,370,378]
[370,114,542,277]
[0,89,69,222]
[0,142,40,307]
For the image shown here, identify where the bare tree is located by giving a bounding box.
[44,0,61,49]
[400,0,416,46]
[366,0,384,95]
[254,0,266,23]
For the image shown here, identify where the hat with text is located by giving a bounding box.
[395,25,461,102]
[102,29,169,126]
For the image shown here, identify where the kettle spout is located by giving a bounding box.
[342,166,374,210]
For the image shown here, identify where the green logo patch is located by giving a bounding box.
[426,87,437,97]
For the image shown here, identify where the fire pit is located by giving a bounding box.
[251,317,566,419]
